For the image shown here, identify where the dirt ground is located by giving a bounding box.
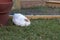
[11,7,60,15]
[21,7,60,15]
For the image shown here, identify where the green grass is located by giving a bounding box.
[0,19,60,40]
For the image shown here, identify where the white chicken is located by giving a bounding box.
[12,13,31,27]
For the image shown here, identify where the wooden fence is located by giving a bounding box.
[12,0,60,9]
[11,0,60,19]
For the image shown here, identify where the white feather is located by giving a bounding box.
[12,13,31,27]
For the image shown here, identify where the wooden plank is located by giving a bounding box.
[9,15,60,19]
[46,1,60,7]
[46,1,60,3]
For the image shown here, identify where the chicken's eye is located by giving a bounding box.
[24,19,29,22]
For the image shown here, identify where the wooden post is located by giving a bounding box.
[12,0,21,10]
